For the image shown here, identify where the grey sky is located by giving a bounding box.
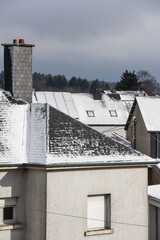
[0,0,160,82]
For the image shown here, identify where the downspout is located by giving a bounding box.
[132,116,137,149]
[156,132,159,159]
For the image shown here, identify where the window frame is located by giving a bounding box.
[0,198,16,225]
[86,111,95,117]
[109,110,118,117]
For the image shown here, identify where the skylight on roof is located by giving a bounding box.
[86,110,95,117]
[109,110,118,117]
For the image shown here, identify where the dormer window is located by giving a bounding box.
[109,110,118,117]
[86,111,95,117]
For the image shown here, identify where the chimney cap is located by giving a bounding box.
[13,39,18,44]
[1,40,35,47]
[19,39,25,44]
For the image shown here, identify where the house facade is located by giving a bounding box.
[125,97,160,184]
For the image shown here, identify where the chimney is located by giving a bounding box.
[93,89,103,100]
[1,39,35,103]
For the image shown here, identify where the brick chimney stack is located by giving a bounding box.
[1,39,35,103]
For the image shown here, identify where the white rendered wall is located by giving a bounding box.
[46,167,148,240]
[25,169,46,240]
[0,169,25,240]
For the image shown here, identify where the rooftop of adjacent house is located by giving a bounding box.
[33,91,141,126]
[148,184,160,202]
[0,89,158,167]
[137,97,160,132]
[126,96,160,132]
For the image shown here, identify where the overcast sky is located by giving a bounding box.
[0,0,160,82]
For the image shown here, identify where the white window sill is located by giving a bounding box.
[84,228,114,236]
[0,223,23,231]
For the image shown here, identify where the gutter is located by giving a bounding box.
[0,160,159,170]
[148,195,160,204]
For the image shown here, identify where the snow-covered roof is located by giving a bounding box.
[47,106,156,165]
[148,184,160,202]
[114,91,146,113]
[0,90,29,164]
[72,93,129,125]
[116,91,146,100]
[33,91,79,118]
[0,89,158,166]
[136,97,160,132]
[33,91,130,126]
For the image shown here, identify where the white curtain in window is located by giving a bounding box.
[87,196,104,229]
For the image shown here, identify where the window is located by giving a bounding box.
[3,207,13,221]
[109,110,118,117]
[86,111,95,117]
[0,198,16,225]
[150,132,160,158]
[87,194,111,230]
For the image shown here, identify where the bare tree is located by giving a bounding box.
[136,70,159,96]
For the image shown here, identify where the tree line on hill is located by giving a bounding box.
[0,70,159,96]
[32,72,110,93]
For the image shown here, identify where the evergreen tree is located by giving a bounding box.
[99,81,110,90]
[54,75,68,89]
[115,70,141,91]
[79,78,89,91]
[89,79,100,93]
[69,77,78,88]
[46,74,54,87]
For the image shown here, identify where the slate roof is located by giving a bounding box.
[0,90,157,166]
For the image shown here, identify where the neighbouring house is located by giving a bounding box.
[33,90,145,138]
[148,184,160,240]
[125,96,160,184]
[0,39,157,240]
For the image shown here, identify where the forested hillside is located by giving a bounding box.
[0,70,159,95]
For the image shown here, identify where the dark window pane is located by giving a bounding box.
[3,207,13,220]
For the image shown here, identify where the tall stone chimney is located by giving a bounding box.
[1,39,35,103]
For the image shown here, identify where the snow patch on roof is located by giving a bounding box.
[137,97,160,132]
[28,103,48,164]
